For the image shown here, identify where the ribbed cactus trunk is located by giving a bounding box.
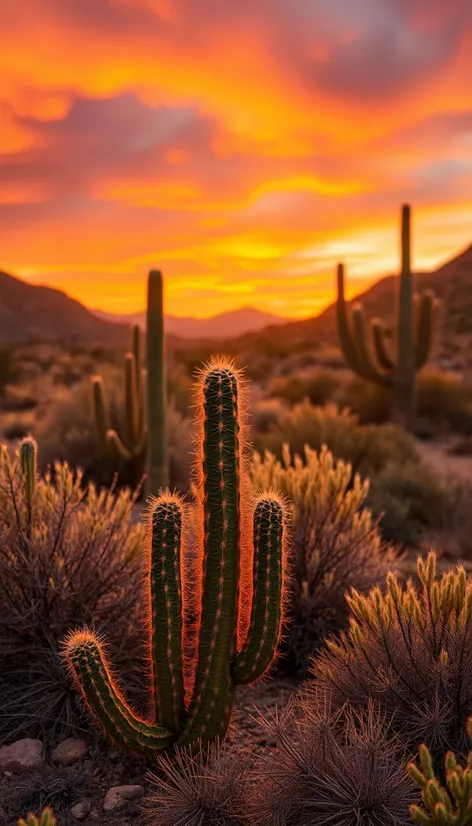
[64,358,288,756]
[393,205,416,429]
[146,270,168,497]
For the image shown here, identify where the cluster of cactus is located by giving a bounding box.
[93,269,168,495]
[64,358,288,753]
[336,203,440,428]
[409,718,472,825]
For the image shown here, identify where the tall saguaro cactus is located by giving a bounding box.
[64,358,288,754]
[92,270,168,495]
[336,204,440,428]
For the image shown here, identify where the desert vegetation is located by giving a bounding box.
[3,209,472,826]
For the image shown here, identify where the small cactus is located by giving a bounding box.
[408,718,472,825]
[65,358,288,753]
[93,269,168,496]
[19,435,37,535]
[336,204,440,428]
[18,809,56,826]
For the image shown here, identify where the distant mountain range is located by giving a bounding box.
[0,240,471,350]
[92,306,291,339]
[0,270,130,345]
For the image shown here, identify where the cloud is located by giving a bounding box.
[0,0,471,316]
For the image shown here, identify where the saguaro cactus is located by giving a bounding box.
[336,204,440,428]
[92,270,168,495]
[64,358,288,753]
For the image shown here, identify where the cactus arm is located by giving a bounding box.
[393,204,416,425]
[233,496,285,685]
[106,430,134,463]
[63,632,173,753]
[147,271,168,495]
[371,319,395,371]
[352,305,392,387]
[148,495,184,732]
[93,377,114,458]
[133,325,145,438]
[415,291,437,370]
[124,353,140,448]
[336,263,364,376]
[180,365,241,746]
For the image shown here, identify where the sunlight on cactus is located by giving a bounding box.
[250,444,396,674]
[64,357,289,753]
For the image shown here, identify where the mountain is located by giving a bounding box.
[225,243,472,358]
[0,270,131,346]
[92,306,291,339]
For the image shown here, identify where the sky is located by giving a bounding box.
[1,0,471,319]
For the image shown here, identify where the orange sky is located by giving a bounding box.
[1,0,471,318]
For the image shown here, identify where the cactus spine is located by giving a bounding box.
[92,270,168,495]
[65,358,288,754]
[336,204,440,428]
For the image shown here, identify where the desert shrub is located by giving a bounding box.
[416,371,472,435]
[0,765,91,825]
[1,386,39,412]
[0,439,147,746]
[433,477,472,561]
[366,460,445,547]
[311,552,472,770]
[255,401,419,480]
[251,397,286,435]
[146,741,250,826]
[340,376,391,424]
[269,370,340,407]
[35,369,192,492]
[250,691,416,826]
[250,445,397,676]
[0,347,19,397]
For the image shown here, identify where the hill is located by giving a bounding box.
[221,242,472,360]
[93,306,291,339]
[0,270,131,346]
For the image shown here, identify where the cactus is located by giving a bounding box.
[20,435,37,535]
[64,358,288,753]
[92,269,168,496]
[408,718,472,825]
[18,809,56,826]
[336,204,440,428]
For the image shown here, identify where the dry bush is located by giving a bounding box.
[340,376,391,424]
[35,369,192,492]
[254,401,418,480]
[366,460,445,548]
[0,441,148,746]
[250,445,397,676]
[250,691,415,826]
[146,741,251,826]
[0,764,92,826]
[269,370,340,407]
[311,552,472,769]
[416,371,472,435]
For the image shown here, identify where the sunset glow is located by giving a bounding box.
[1,1,471,318]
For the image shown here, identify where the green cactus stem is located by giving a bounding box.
[336,204,440,429]
[65,359,288,754]
[92,270,168,495]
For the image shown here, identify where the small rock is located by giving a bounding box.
[51,738,88,766]
[70,801,91,821]
[103,785,144,812]
[0,739,43,774]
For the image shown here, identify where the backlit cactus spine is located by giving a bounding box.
[336,204,440,428]
[64,358,288,753]
[92,269,168,495]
